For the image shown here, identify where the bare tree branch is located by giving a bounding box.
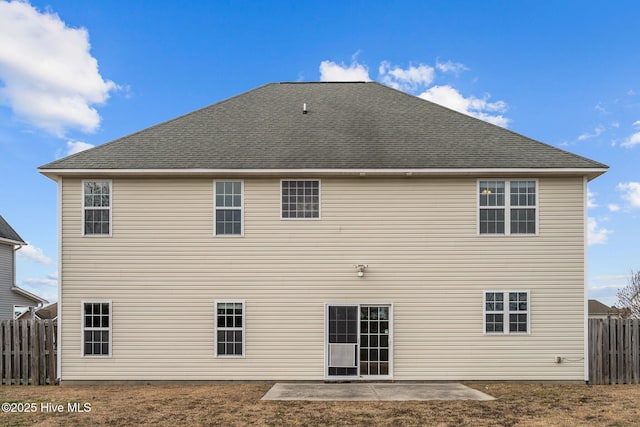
[616,270,640,319]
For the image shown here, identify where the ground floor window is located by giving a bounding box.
[484,291,529,334]
[82,301,111,357]
[215,301,245,357]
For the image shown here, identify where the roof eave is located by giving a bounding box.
[0,237,26,246]
[12,286,48,304]
[38,167,608,180]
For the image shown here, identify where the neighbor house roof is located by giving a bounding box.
[0,215,26,246]
[588,299,612,316]
[588,299,631,318]
[39,82,608,179]
[17,302,57,320]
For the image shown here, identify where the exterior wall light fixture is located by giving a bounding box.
[354,264,368,278]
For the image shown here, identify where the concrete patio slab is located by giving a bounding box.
[261,383,495,401]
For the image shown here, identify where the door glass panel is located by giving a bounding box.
[359,305,390,376]
[328,305,358,376]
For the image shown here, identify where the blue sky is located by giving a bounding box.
[0,0,638,306]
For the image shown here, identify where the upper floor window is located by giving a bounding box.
[479,180,537,235]
[83,180,111,236]
[281,180,320,219]
[484,291,529,334]
[214,181,243,236]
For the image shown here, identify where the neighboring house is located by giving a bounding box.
[0,215,48,319]
[39,82,608,384]
[588,299,630,319]
[16,302,58,321]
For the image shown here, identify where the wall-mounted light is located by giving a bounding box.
[354,264,368,278]
[481,188,492,195]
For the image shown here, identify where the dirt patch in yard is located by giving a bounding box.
[1,383,639,426]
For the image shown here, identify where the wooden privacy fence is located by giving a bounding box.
[589,318,640,385]
[1,319,57,385]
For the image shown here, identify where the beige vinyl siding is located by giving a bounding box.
[59,177,585,381]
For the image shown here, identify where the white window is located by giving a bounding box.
[281,180,320,219]
[484,291,529,334]
[82,301,112,356]
[214,181,243,236]
[215,301,245,357]
[83,180,112,236]
[479,180,537,235]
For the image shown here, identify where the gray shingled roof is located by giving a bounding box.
[588,299,612,315]
[0,215,25,244]
[39,82,607,171]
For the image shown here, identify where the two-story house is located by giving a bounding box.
[39,82,607,384]
[0,215,48,319]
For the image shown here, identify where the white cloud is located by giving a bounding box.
[617,182,640,207]
[419,85,509,127]
[19,272,58,303]
[577,125,605,141]
[319,60,371,82]
[633,120,640,127]
[594,103,608,114]
[608,203,620,212]
[0,1,117,136]
[319,57,509,126]
[621,132,640,148]
[17,242,52,265]
[435,59,468,74]
[587,189,598,208]
[589,274,628,291]
[378,61,434,92]
[66,140,94,155]
[22,277,58,287]
[587,217,611,246]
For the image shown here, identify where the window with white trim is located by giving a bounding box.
[216,301,244,357]
[281,180,320,219]
[214,181,243,236]
[82,302,111,356]
[83,180,111,236]
[479,180,537,235]
[484,291,529,334]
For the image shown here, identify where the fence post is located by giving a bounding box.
[631,319,640,384]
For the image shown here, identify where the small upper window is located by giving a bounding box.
[214,181,243,236]
[479,180,536,235]
[83,180,111,236]
[281,180,320,219]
